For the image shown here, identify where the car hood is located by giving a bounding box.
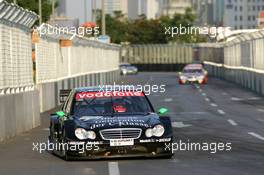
[73,113,161,130]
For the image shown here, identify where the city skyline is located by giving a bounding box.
[54,0,264,30]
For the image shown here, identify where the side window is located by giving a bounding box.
[62,92,72,112]
[62,97,69,111]
[65,92,75,114]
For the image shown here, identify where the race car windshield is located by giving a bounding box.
[72,92,153,117]
[120,65,132,68]
[183,69,203,73]
[120,63,131,67]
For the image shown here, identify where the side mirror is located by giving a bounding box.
[158,108,168,115]
[56,111,65,118]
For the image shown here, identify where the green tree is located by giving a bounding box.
[96,8,207,44]
[160,8,207,43]
[6,0,53,23]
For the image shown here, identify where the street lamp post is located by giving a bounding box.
[92,0,97,22]
[84,0,87,22]
[52,0,55,21]
[39,0,42,25]
[101,0,106,35]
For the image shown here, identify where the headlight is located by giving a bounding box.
[180,76,187,80]
[145,125,165,137]
[145,128,153,138]
[75,128,96,140]
[197,75,205,79]
[152,125,165,137]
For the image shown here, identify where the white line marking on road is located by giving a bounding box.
[170,158,180,163]
[205,98,210,102]
[210,103,218,107]
[222,92,228,95]
[257,109,264,113]
[172,122,192,128]
[202,93,206,96]
[257,118,264,123]
[168,112,207,115]
[217,109,226,115]
[248,97,261,100]
[231,97,262,101]
[108,162,120,175]
[199,89,203,92]
[227,119,238,126]
[231,97,242,101]
[164,98,173,102]
[248,132,264,141]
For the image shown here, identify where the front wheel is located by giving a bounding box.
[50,126,71,160]
[60,128,71,161]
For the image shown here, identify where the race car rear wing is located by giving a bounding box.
[59,89,71,103]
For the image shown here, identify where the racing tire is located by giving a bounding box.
[61,128,71,161]
[49,125,69,160]
[48,124,56,154]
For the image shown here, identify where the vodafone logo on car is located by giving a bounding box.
[76,91,144,100]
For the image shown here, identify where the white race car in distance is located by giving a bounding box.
[179,64,208,85]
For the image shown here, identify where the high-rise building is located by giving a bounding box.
[141,0,160,19]
[224,0,264,29]
[191,0,224,26]
[56,0,129,24]
[213,0,224,26]
[128,0,160,19]
[104,0,128,17]
[161,0,192,17]
[56,0,93,24]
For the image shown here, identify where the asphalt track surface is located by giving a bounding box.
[0,72,264,175]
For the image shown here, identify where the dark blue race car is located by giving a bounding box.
[49,87,173,160]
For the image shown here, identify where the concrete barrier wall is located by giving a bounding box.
[0,89,40,141]
[124,44,193,64]
[198,30,264,96]
[204,64,264,96]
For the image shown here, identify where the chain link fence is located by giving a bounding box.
[0,0,40,141]
[35,24,120,84]
[0,0,38,94]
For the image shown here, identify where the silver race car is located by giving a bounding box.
[119,63,138,75]
[179,64,208,85]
